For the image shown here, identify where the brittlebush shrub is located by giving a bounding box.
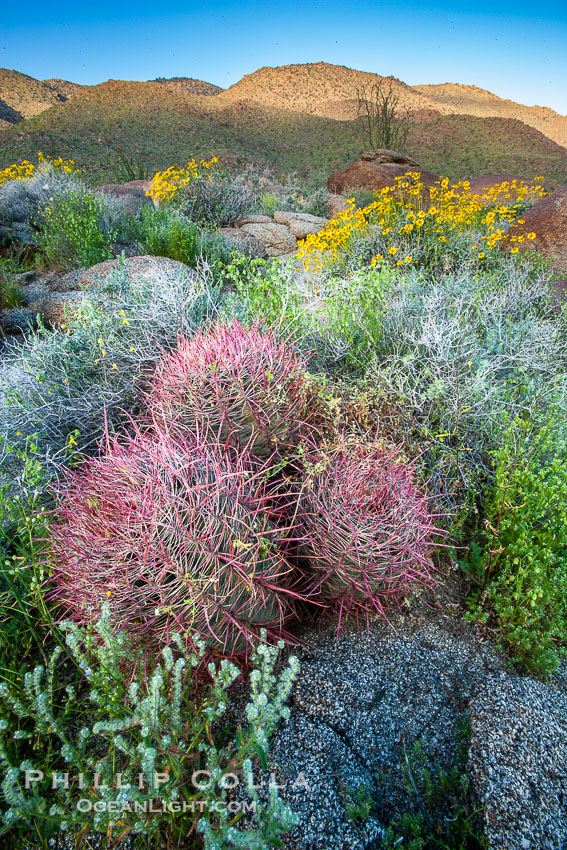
[297,173,544,275]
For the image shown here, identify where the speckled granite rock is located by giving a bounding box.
[469,674,567,850]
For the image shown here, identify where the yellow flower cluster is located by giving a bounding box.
[297,173,546,272]
[148,157,219,203]
[0,151,79,188]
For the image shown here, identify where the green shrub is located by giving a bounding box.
[135,205,199,265]
[36,188,118,268]
[225,255,312,339]
[0,606,299,847]
[470,413,567,675]
[0,435,49,672]
[313,265,395,370]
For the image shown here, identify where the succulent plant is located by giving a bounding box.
[49,424,304,656]
[148,319,311,459]
[298,438,444,623]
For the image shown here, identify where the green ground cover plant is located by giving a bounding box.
[466,411,567,676]
[381,727,486,849]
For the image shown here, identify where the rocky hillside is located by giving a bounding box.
[0,64,566,186]
[151,76,223,96]
[415,81,567,148]
[0,69,85,123]
[216,63,567,148]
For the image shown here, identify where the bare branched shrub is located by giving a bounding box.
[182,178,257,227]
[355,78,411,151]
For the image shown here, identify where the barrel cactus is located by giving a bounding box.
[148,319,310,459]
[50,425,303,656]
[298,439,443,620]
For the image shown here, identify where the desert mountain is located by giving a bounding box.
[0,64,566,188]
[216,63,567,149]
[151,77,223,96]
[415,82,567,148]
[43,78,87,100]
[0,69,86,123]
[1,62,565,148]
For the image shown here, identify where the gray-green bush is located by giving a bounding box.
[0,166,85,227]
[0,256,220,506]
[182,177,257,227]
[0,606,299,848]
[367,266,567,521]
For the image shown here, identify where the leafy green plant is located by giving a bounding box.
[0,247,33,311]
[36,187,118,268]
[382,727,486,849]
[314,265,395,369]
[0,435,49,672]
[0,606,299,848]
[135,205,198,264]
[343,784,374,823]
[225,255,312,339]
[469,412,567,675]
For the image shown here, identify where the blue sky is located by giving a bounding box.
[2,0,566,114]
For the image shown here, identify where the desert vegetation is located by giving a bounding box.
[0,148,565,849]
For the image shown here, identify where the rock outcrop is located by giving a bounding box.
[245,612,567,850]
[512,186,567,274]
[469,675,567,849]
[227,211,329,257]
[327,149,440,194]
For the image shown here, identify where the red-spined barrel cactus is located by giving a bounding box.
[50,425,303,656]
[299,439,444,622]
[148,319,310,459]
